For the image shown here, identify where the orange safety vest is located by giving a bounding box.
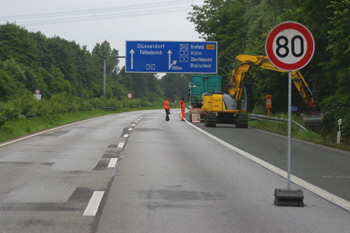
[180,100,185,110]
[164,100,170,109]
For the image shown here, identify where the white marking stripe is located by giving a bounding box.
[108,158,118,168]
[131,124,136,126]
[117,142,124,148]
[322,175,350,179]
[83,191,105,216]
[128,128,133,131]
[123,134,129,138]
[186,120,350,212]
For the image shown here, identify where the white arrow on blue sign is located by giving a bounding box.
[125,41,218,73]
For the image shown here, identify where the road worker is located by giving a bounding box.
[164,98,170,121]
[180,98,186,121]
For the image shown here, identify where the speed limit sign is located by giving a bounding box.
[265,21,314,71]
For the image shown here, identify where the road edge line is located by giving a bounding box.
[185,120,350,212]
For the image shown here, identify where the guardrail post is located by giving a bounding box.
[337,118,342,144]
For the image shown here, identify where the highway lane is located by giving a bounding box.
[0,109,349,232]
[193,121,350,202]
[0,110,158,233]
[96,110,349,233]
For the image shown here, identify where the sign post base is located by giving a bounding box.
[274,189,304,207]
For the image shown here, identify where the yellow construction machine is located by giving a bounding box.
[201,55,323,127]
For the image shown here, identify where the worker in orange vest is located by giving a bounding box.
[180,98,186,121]
[164,98,170,121]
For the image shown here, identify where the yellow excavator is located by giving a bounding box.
[201,55,324,127]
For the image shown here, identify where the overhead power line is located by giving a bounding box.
[0,0,203,26]
[13,6,193,26]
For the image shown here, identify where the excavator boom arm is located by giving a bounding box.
[229,55,316,105]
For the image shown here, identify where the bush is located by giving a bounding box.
[0,94,158,128]
[89,98,104,109]
[50,93,77,113]
[0,104,20,126]
[104,98,122,109]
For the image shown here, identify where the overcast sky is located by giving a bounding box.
[0,0,205,69]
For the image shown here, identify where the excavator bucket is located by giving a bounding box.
[302,113,324,127]
[302,102,324,127]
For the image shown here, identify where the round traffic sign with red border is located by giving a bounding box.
[265,21,314,71]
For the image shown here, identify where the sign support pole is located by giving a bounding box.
[103,58,107,97]
[103,56,125,97]
[287,71,292,190]
[266,21,313,206]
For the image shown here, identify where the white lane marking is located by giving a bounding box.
[108,158,118,168]
[117,142,124,148]
[128,128,133,131]
[131,124,136,127]
[123,134,129,138]
[83,191,105,216]
[185,120,350,212]
[322,176,350,179]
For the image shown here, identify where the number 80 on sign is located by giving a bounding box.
[265,21,315,71]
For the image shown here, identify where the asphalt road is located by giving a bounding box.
[193,122,350,202]
[0,109,349,233]
[0,111,156,233]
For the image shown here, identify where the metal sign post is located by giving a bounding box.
[266,21,315,206]
[287,71,292,189]
[103,56,125,97]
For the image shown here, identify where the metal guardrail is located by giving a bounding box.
[249,114,308,132]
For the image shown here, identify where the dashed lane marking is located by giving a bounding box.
[322,176,350,179]
[108,158,118,168]
[83,191,105,216]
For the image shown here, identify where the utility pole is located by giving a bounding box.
[103,56,125,97]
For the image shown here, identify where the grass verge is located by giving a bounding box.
[0,107,161,143]
[249,119,350,152]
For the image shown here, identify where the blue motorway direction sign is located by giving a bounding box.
[125,41,217,73]
[291,106,298,112]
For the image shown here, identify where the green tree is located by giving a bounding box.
[92,40,120,98]
[21,66,45,96]
[160,73,190,101]
[118,67,134,92]
[47,37,80,94]
[0,23,39,66]
[188,0,340,114]
[323,0,350,104]
[189,0,248,77]
[0,69,12,101]
[75,46,100,98]
[0,59,27,98]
